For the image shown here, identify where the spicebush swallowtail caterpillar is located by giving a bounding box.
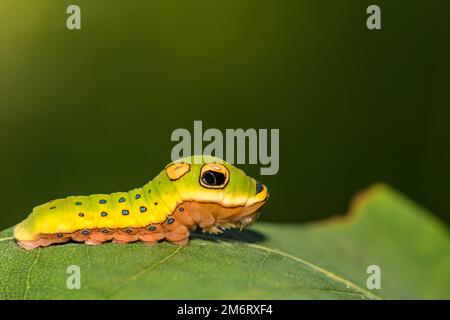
[14,155,269,250]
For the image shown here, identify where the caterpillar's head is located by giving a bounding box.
[165,155,268,231]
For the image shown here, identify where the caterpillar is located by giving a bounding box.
[14,155,269,250]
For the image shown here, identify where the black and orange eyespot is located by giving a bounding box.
[199,163,229,189]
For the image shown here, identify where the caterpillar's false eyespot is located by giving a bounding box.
[199,163,230,189]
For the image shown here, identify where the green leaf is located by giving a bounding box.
[0,184,448,299]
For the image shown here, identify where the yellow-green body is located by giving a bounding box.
[14,156,267,242]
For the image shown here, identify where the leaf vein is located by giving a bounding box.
[105,245,182,298]
[241,242,382,300]
[24,249,41,300]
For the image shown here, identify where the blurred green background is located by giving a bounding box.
[0,0,449,230]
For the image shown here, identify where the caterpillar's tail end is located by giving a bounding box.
[14,219,42,250]
[16,239,41,251]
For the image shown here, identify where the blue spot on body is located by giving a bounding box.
[78,213,84,217]
[256,182,264,194]
[75,201,82,205]
[119,197,126,203]
[122,209,129,215]
[101,211,107,217]
[99,199,107,204]
[82,230,89,235]
[135,194,141,199]
[140,206,147,212]
[148,226,156,231]
[167,218,175,224]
